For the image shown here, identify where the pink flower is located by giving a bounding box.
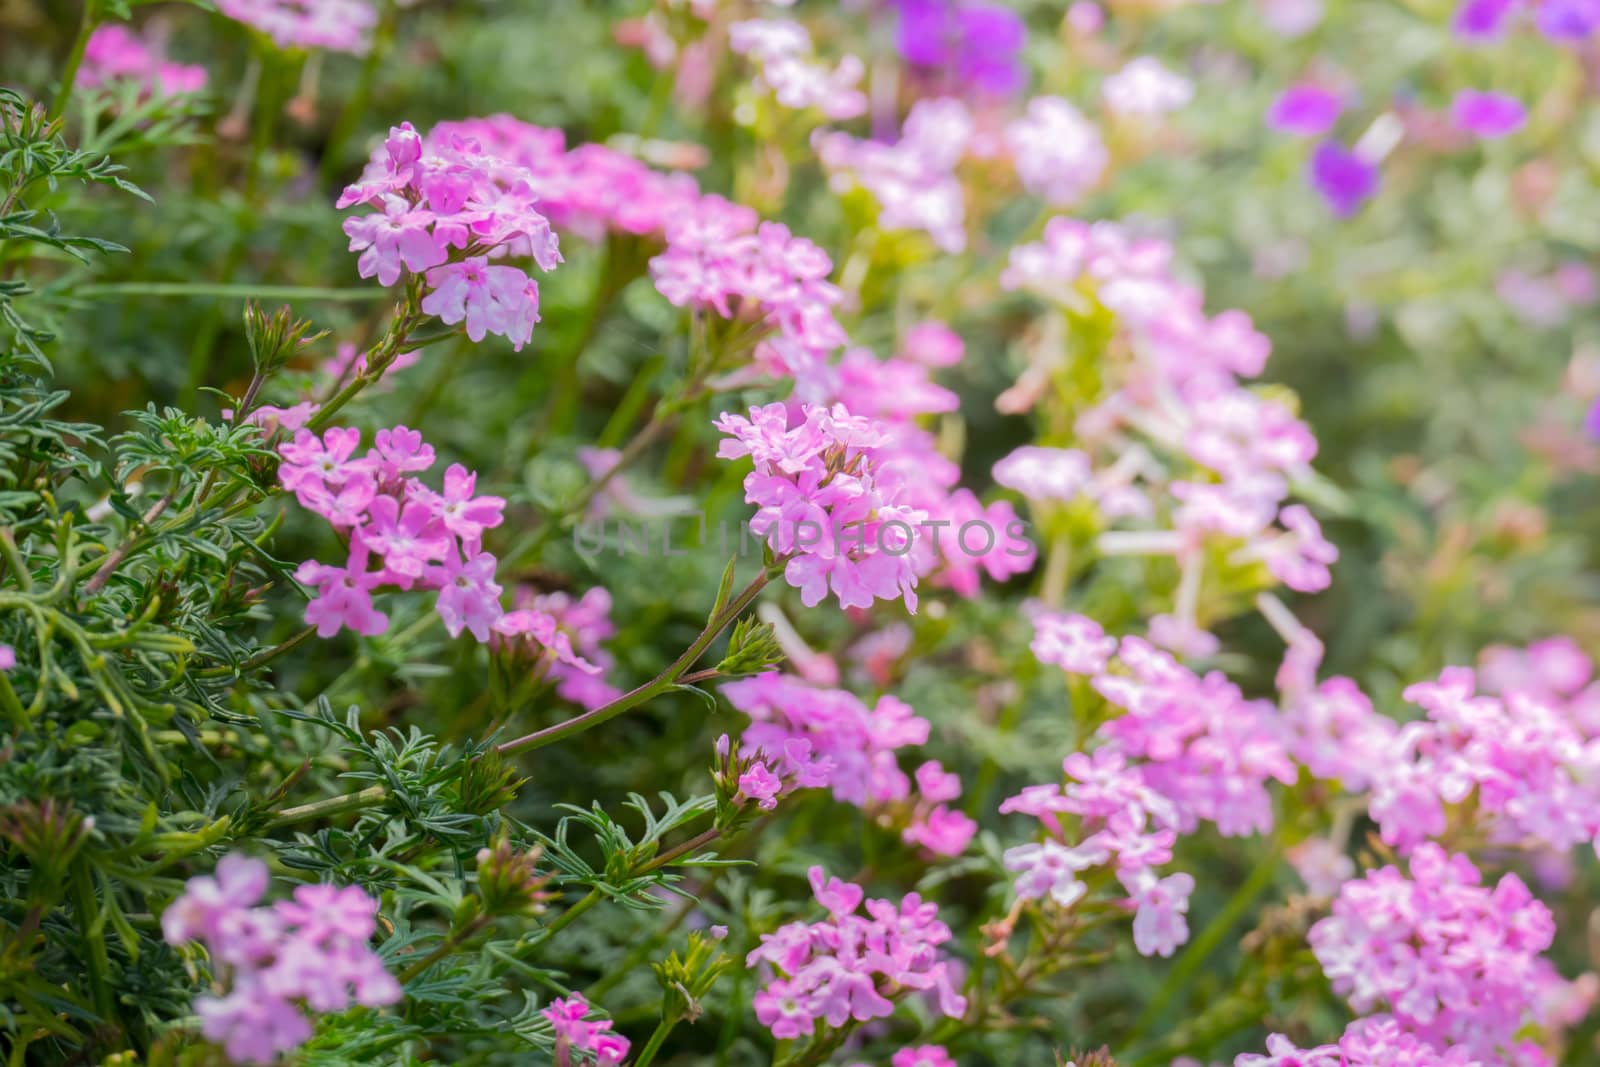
[433,551,504,642]
[1004,841,1093,906]
[738,763,785,810]
[163,855,397,1065]
[421,258,539,350]
[81,24,207,98]
[541,993,630,1066]
[1005,96,1107,206]
[1031,611,1118,675]
[1268,83,1343,136]
[892,1046,956,1067]
[297,544,389,638]
[1451,89,1527,139]
[421,463,506,546]
[217,0,377,54]
[1123,869,1195,957]
[343,195,447,287]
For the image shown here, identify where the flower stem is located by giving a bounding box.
[50,0,101,121]
[631,1016,677,1067]
[495,568,772,756]
[269,785,387,827]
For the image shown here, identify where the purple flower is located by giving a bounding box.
[895,0,1027,97]
[1585,397,1600,440]
[1451,89,1526,138]
[1308,140,1378,217]
[1267,84,1342,136]
[1537,0,1600,41]
[1453,0,1520,41]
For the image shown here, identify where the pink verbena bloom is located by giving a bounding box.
[813,97,973,253]
[1003,841,1094,906]
[1102,57,1194,116]
[900,321,965,367]
[81,25,208,98]
[723,671,929,810]
[297,544,389,638]
[1451,89,1527,138]
[280,425,512,643]
[421,259,540,350]
[729,19,867,119]
[1234,1034,1343,1067]
[163,854,398,1065]
[1005,96,1107,205]
[1309,844,1555,1063]
[215,0,377,55]
[746,867,965,1040]
[500,586,620,708]
[1122,868,1195,957]
[891,1046,956,1067]
[343,195,447,287]
[541,993,630,1067]
[1031,610,1118,675]
[339,122,558,349]
[0,645,15,671]
[1267,83,1343,136]
[716,402,923,612]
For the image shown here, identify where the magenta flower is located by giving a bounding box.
[1308,140,1378,217]
[433,551,504,642]
[1453,0,1519,41]
[895,0,1027,97]
[541,994,629,1067]
[892,1046,956,1067]
[746,867,966,1039]
[420,258,539,350]
[298,544,389,638]
[1267,83,1343,136]
[422,463,507,546]
[1451,89,1527,138]
[360,496,450,584]
[1124,869,1195,957]
[163,855,398,1065]
[343,195,446,287]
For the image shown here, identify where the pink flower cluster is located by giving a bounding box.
[746,866,966,1039]
[728,19,867,119]
[814,97,975,253]
[216,0,376,54]
[1000,746,1195,957]
[1039,617,1298,837]
[715,403,922,612]
[651,197,847,391]
[542,993,630,1066]
[162,854,399,1065]
[995,217,1331,651]
[339,122,562,350]
[828,333,1036,600]
[505,585,623,710]
[80,25,208,98]
[721,671,974,853]
[1365,665,1600,856]
[1005,96,1107,205]
[1307,844,1556,1065]
[417,117,701,243]
[279,425,507,641]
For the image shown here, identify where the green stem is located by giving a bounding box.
[522,888,602,954]
[632,1016,677,1067]
[637,826,721,876]
[50,0,101,121]
[269,785,387,827]
[495,569,772,756]
[398,913,491,983]
[200,623,316,677]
